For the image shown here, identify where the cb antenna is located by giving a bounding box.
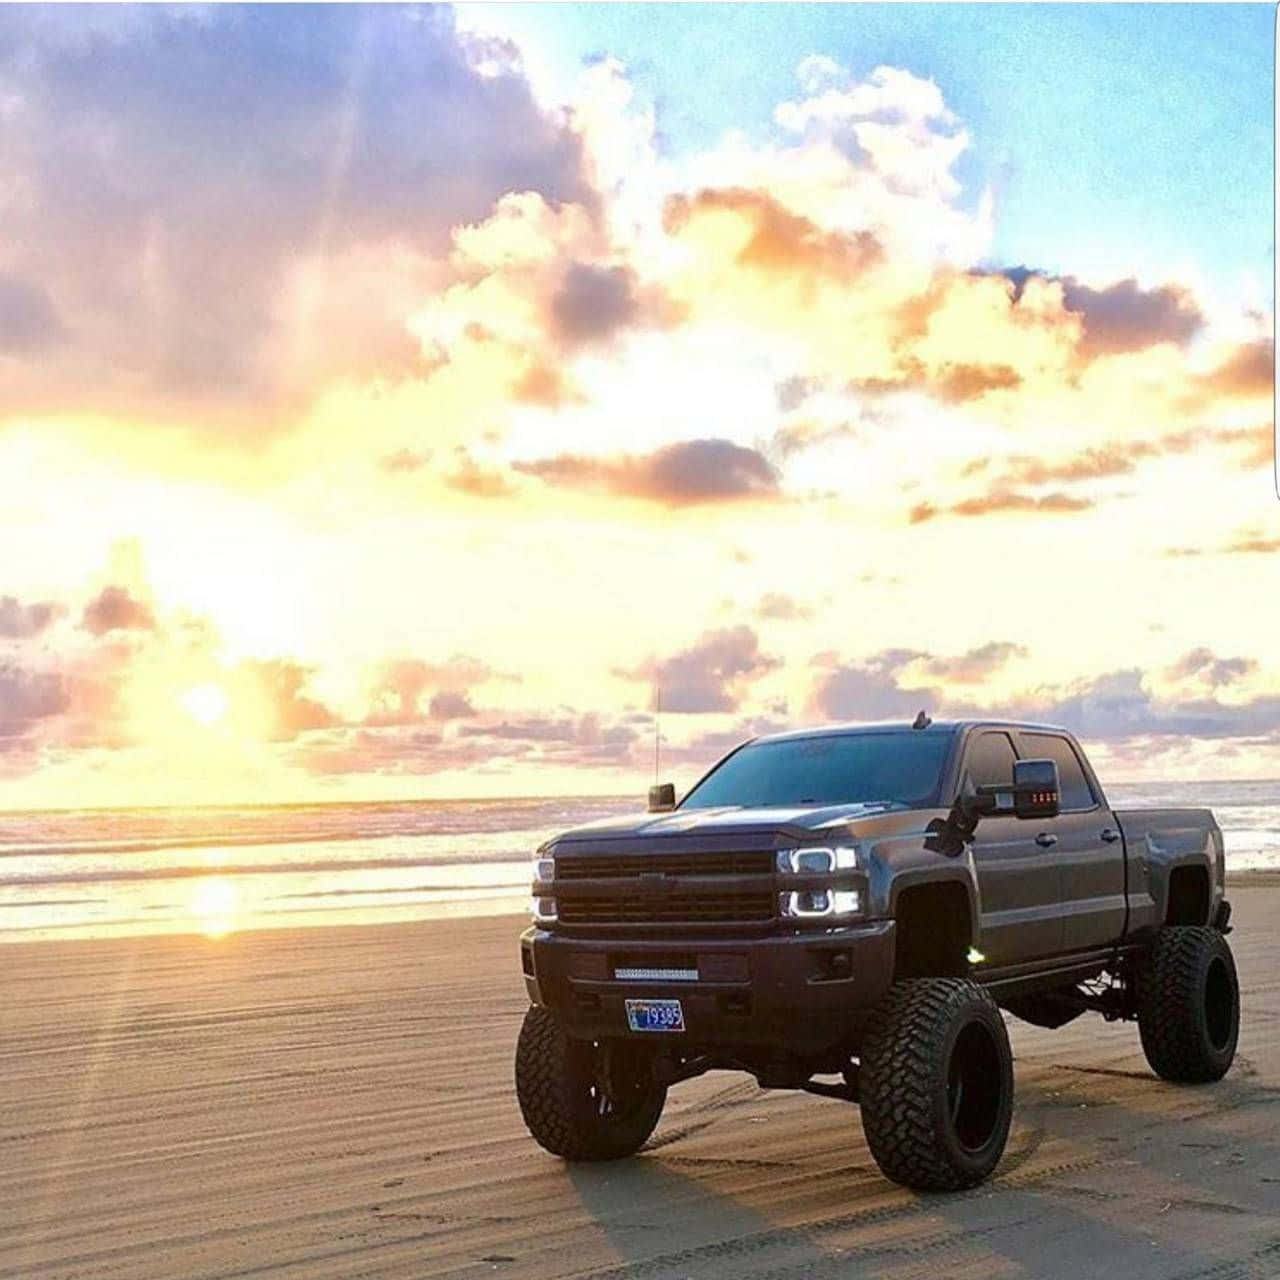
[654,686,661,780]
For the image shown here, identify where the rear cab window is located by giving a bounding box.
[1020,733,1097,811]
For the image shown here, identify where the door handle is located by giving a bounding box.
[1100,828,1121,844]
[1035,832,1058,848]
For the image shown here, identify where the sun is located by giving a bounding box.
[180,683,229,727]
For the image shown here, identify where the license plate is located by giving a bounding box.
[625,998,685,1033]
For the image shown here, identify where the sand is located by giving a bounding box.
[2,882,1278,1279]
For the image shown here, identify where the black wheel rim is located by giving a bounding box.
[582,1042,651,1125]
[1204,956,1234,1052]
[946,1020,1003,1153]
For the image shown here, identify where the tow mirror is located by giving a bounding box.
[648,782,676,813]
[1012,758,1060,820]
[937,758,1061,855]
[971,759,1060,821]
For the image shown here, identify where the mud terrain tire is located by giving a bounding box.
[1138,926,1238,1083]
[859,978,1014,1191]
[515,1006,666,1160]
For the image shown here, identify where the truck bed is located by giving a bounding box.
[1113,806,1225,935]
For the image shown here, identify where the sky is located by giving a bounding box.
[0,3,1275,809]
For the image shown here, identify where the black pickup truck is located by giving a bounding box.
[515,718,1238,1190]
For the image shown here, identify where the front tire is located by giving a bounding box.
[1137,926,1239,1083]
[859,979,1014,1191]
[515,1006,667,1160]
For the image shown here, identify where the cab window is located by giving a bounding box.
[1021,733,1096,810]
[961,731,1017,792]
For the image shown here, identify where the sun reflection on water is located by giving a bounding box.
[190,876,238,939]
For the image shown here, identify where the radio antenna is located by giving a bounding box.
[654,686,661,781]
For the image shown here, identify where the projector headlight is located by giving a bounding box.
[776,846,864,919]
[776,846,860,874]
[779,888,863,919]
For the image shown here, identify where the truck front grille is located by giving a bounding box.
[557,850,775,880]
[557,888,776,926]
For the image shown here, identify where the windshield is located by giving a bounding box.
[680,731,955,810]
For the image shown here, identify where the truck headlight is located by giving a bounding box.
[530,852,556,924]
[776,846,859,874]
[780,888,863,919]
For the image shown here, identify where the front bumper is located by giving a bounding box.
[521,920,896,1055]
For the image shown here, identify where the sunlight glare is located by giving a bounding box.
[180,683,229,727]
[190,876,238,939]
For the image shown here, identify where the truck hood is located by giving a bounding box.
[550,801,905,844]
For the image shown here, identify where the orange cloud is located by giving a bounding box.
[911,490,1094,523]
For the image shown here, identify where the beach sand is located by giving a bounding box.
[3,881,1278,1279]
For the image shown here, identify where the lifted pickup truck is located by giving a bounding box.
[515,718,1238,1190]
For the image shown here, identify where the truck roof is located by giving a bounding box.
[752,718,1072,744]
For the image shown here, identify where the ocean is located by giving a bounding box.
[2,780,1278,942]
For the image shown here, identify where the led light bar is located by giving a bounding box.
[613,966,700,982]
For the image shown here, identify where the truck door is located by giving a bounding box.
[962,730,1064,965]
[1017,731,1127,952]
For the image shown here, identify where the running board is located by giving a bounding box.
[974,945,1144,1001]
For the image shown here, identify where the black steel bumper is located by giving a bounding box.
[521,920,896,1055]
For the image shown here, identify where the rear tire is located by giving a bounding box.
[859,979,1014,1191]
[1137,926,1238,1083]
[515,1006,666,1161]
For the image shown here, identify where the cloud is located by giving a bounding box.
[379,448,433,474]
[0,662,69,741]
[810,649,937,721]
[549,262,639,345]
[1199,339,1275,399]
[983,425,1270,491]
[772,418,861,459]
[457,710,639,763]
[910,490,1094,523]
[629,626,779,713]
[80,586,155,636]
[921,642,1027,682]
[1167,648,1256,688]
[240,660,336,741]
[756,592,813,622]
[771,62,970,210]
[428,690,475,720]
[1164,531,1280,557]
[510,360,582,408]
[1009,670,1280,743]
[0,6,589,426]
[443,454,518,499]
[849,358,1023,404]
[992,268,1204,357]
[664,187,883,284]
[514,438,780,506]
[0,595,58,639]
[365,655,494,727]
[811,651,1280,744]
[776,375,819,412]
[299,708,640,776]
[932,362,1022,404]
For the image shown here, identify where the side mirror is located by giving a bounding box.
[1012,758,1060,820]
[648,782,676,813]
[972,759,1061,821]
